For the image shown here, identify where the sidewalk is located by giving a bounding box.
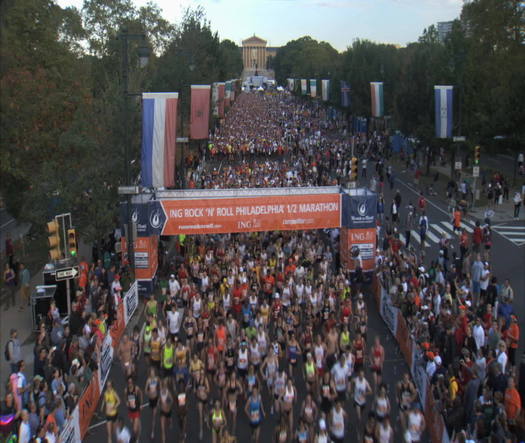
[0,271,41,391]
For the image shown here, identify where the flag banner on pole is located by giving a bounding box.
[218,82,225,118]
[287,78,294,92]
[340,81,350,108]
[141,92,178,188]
[230,79,236,102]
[434,85,453,138]
[370,82,384,117]
[190,85,211,140]
[322,79,330,101]
[310,79,317,98]
[224,81,231,108]
[353,116,368,134]
[212,82,219,118]
[301,79,307,95]
[294,79,301,94]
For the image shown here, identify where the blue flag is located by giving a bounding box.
[340,81,351,108]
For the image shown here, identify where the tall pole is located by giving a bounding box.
[121,29,134,271]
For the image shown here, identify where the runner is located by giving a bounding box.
[370,336,385,389]
[210,399,226,443]
[125,376,142,441]
[144,366,160,440]
[351,368,372,422]
[194,368,210,440]
[281,378,297,435]
[225,371,243,435]
[175,378,188,441]
[159,378,173,443]
[100,380,120,443]
[118,333,135,378]
[244,385,265,443]
[329,400,347,443]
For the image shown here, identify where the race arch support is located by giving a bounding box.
[120,186,377,295]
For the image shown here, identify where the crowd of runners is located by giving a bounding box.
[3,89,522,443]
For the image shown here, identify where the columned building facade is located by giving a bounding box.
[242,35,268,70]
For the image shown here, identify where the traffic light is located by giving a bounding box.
[67,229,77,257]
[47,220,61,261]
[474,145,480,164]
[351,157,358,181]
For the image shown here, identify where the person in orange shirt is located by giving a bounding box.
[453,208,462,234]
[504,377,521,424]
[506,315,520,371]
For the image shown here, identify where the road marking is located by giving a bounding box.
[493,225,525,230]
[460,222,473,233]
[442,221,454,231]
[0,219,15,229]
[411,231,421,244]
[399,233,405,244]
[425,230,440,244]
[88,402,149,431]
[432,224,452,238]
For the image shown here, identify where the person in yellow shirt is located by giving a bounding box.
[101,380,120,443]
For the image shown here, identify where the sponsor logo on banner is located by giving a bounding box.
[78,370,100,438]
[99,334,113,389]
[124,281,139,324]
[160,194,341,235]
[380,287,398,335]
[342,227,376,272]
[349,197,376,228]
[59,406,81,443]
[134,236,158,280]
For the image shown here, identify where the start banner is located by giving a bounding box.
[160,194,341,235]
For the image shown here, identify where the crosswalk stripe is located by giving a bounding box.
[442,221,454,231]
[399,233,405,244]
[498,231,525,236]
[411,231,421,244]
[432,224,453,238]
[463,219,477,228]
[493,226,525,230]
[460,222,473,233]
[426,230,440,243]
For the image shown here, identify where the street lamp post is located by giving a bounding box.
[119,28,150,272]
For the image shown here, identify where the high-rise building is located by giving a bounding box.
[437,21,454,43]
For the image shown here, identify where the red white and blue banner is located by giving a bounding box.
[190,85,211,140]
[340,81,350,108]
[321,79,330,101]
[309,79,317,98]
[370,82,384,117]
[301,79,307,95]
[141,92,178,188]
[434,85,453,138]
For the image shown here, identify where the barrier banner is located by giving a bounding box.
[425,383,446,443]
[78,370,100,438]
[411,343,428,409]
[99,334,113,389]
[396,312,412,364]
[58,406,81,443]
[160,193,341,235]
[379,286,398,335]
[109,302,125,347]
[124,281,139,325]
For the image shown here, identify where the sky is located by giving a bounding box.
[56,0,464,51]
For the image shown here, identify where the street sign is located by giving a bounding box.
[473,166,480,177]
[455,161,462,170]
[55,266,79,281]
[453,136,466,142]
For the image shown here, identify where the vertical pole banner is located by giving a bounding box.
[309,79,317,98]
[340,81,350,108]
[212,82,219,118]
[300,79,307,95]
[190,85,211,140]
[224,80,231,108]
[230,79,236,102]
[321,79,330,101]
[287,78,294,92]
[218,82,225,118]
[434,85,453,138]
[370,82,384,117]
[141,93,178,188]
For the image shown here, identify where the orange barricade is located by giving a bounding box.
[78,369,101,438]
[396,312,412,364]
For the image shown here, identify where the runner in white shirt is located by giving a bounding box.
[403,405,425,443]
[351,369,372,422]
[168,275,181,298]
[115,417,132,443]
[167,304,182,338]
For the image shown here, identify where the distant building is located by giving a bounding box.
[241,35,279,78]
[437,21,454,43]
